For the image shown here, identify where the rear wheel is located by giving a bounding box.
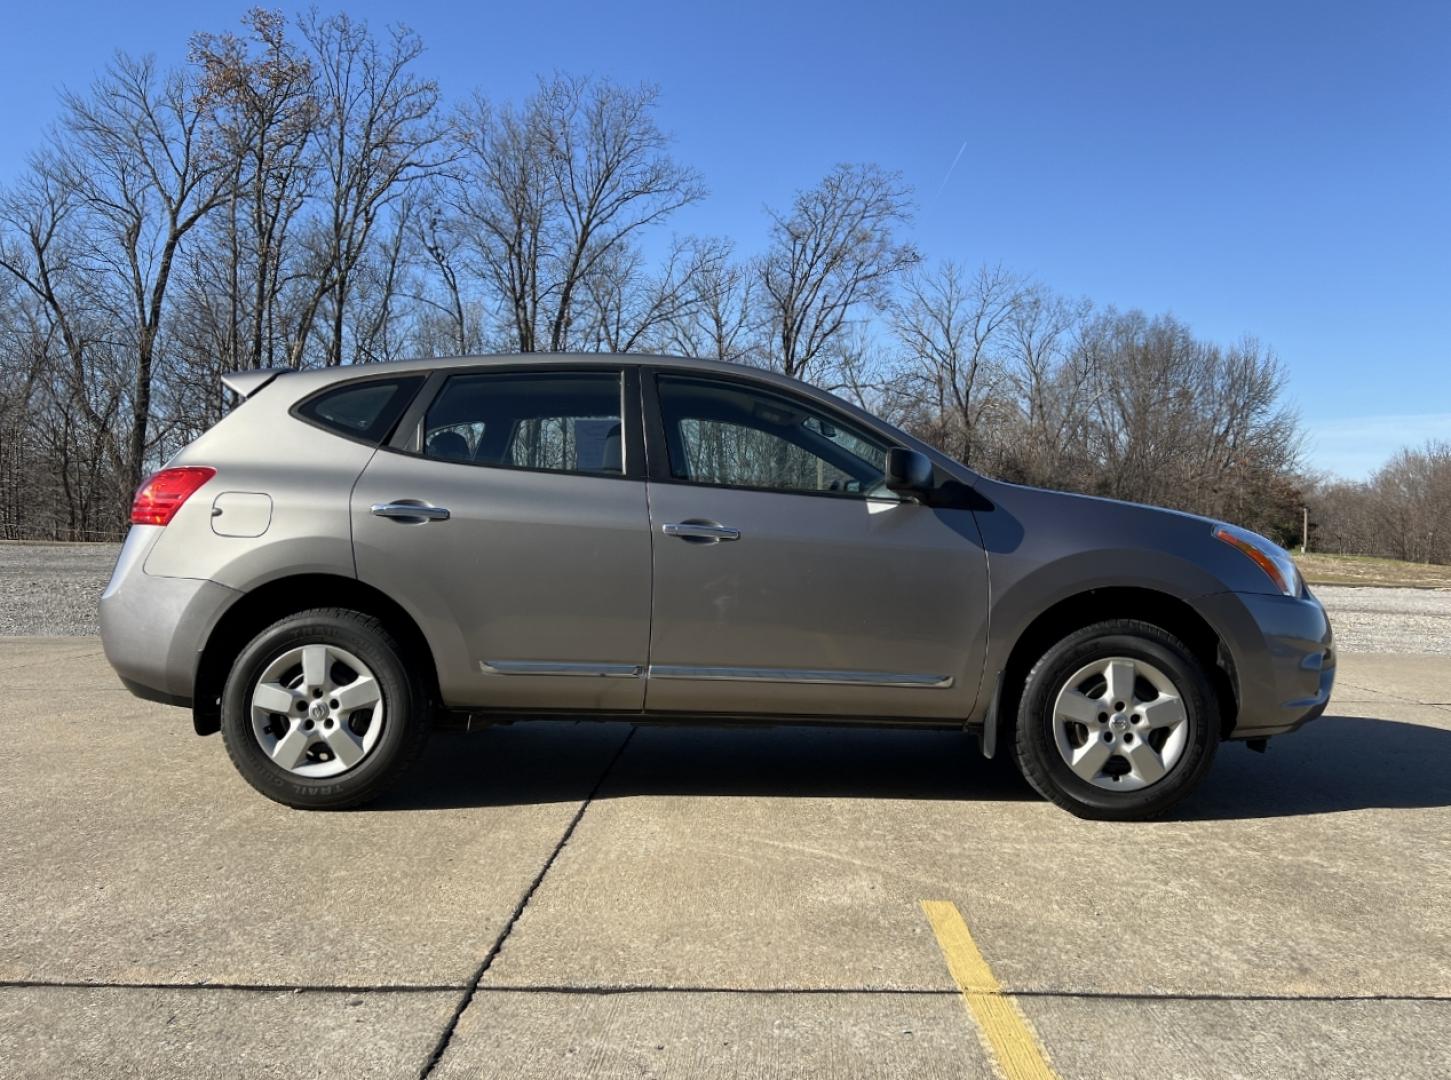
[1014,620,1219,820]
[220,608,431,809]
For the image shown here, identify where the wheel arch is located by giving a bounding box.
[983,585,1239,755]
[191,574,441,736]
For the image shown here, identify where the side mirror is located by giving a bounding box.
[884,447,934,500]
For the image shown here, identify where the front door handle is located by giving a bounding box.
[371,501,450,522]
[662,521,741,542]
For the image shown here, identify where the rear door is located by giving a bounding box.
[352,365,651,712]
[641,370,990,720]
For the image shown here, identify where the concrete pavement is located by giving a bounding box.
[1,638,1448,1078]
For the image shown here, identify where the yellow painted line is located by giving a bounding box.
[921,900,1059,1080]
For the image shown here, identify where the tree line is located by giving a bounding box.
[0,7,1441,565]
[1305,443,1451,566]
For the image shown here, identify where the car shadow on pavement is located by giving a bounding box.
[1183,713,1451,820]
[369,722,1032,811]
[369,711,1451,819]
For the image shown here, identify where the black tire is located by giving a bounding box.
[220,608,432,810]
[1014,619,1219,820]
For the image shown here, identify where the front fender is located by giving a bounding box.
[985,546,1230,677]
[966,477,1266,746]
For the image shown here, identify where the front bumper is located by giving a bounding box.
[1197,588,1335,739]
[99,527,239,708]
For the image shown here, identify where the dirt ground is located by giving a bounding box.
[1296,551,1451,589]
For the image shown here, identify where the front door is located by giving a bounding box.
[352,367,651,712]
[642,371,990,720]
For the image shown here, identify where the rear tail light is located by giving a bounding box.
[131,467,216,526]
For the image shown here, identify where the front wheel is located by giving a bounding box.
[1014,620,1219,820]
[220,608,432,809]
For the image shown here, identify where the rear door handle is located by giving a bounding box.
[371,501,450,522]
[662,521,740,542]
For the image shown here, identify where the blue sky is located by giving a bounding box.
[2,0,1447,478]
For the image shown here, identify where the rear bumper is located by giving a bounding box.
[99,527,238,708]
[1197,588,1335,739]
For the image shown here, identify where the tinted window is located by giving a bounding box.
[656,375,890,496]
[296,376,424,444]
[423,372,624,475]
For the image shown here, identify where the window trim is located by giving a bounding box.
[642,368,906,503]
[382,363,645,482]
[289,372,427,448]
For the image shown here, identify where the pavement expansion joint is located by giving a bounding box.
[478,984,963,996]
[5,979,1446,1006]
[1007,989,1451,1004]
[471,984,1451,1003]
[415,725,639,1080]
[0,979,463,994]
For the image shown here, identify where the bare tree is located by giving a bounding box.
[890,262,1021,465]
[829,325,892,409]
[759,163,919,380]
[1189,337,1299,526]
[1308,445,1451,567]
[448,92,546,351]
[660,244,757,364]
[191,7,317,370]
[1002,283,1092,482]
[291,11,444,367]
[0,162,115,471]
[349,192,416,363]
[413,193,473,354]
[1371,442,1451,563]
[1065,311,1300,535]
[451,75,704,353]
[57,53,233,491]
[2,58,232,505]
[579,235,726,354]
[0,176,132,535]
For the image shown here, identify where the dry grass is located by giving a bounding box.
[1294,552,1451,590]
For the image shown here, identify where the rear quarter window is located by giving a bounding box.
[293,376,425,445]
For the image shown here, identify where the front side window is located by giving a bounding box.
[421,371,624,475]
[656,375,891,497]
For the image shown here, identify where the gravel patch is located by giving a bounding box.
[2,543,1449,656]
[1313,585,1451,657]
[0,542,120,636]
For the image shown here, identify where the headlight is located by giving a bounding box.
[1212,524,1301,597]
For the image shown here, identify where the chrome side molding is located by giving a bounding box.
[477,660,951,687]
[647,664,953,689]
[478,660,643,678]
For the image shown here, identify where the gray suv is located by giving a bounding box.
[101,354,1334,819]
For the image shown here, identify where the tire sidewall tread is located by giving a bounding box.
[220,607,431,810]
[1014,619,1219,821]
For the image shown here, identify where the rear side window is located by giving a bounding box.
[295,376,424,445]
[421,371,623,475]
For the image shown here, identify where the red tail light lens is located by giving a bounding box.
[131,467,216,526]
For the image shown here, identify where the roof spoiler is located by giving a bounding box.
[221,367,290,401]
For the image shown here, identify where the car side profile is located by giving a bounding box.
[101,354,1334,819]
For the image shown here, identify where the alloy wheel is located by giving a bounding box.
[1050,655,1190,791]
[249,643,385,778]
